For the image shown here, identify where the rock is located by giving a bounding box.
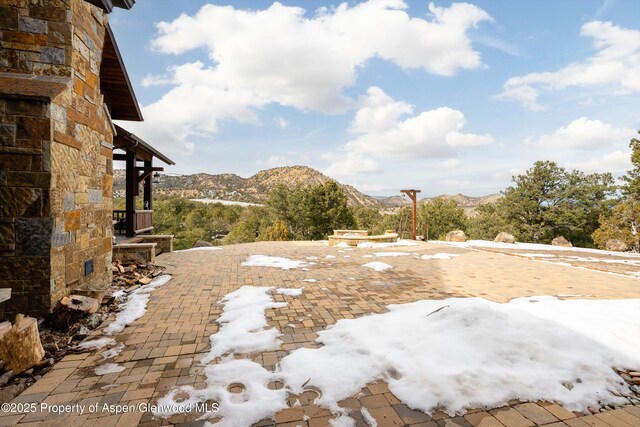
[445,230,467,242]
[0,383,26,404]
[605,239,629,252]
[494,232,516,244]
[193,240,213,247]
[629,371,640,377]
[551,236,572,247]
[587,406,599,414]
[84,313,102,330]
[77,326,90,337]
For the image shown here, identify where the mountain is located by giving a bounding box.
[376,193,500,216]
[113,166,381,207]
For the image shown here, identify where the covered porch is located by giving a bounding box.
[112,124,174,239]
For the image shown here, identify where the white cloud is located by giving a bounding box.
[135,1,491,151]
[274,117,289,129]
[495,21,640,111]
[441,159,462,168]
[528,117,635,150]
[258,155,286,167]
[324,87,491,177]
[564,150,631,174]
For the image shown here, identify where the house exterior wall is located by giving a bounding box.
[0,0,114,319]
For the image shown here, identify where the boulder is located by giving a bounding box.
[445,230,467,242]
[551,236,572,247]
[605,239,629,252]
[193,240,213,248]
[494,232,516,244]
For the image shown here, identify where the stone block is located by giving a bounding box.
[63,192,75,211]
[49,21,72,45]
[51,231,70,247]
[87,189,102,204]
[4,99,46,117]
[6,171,50,188]
[0,6,19,30]
[16,116,50,140]
[0,153,32,171]
[0,187,42,217]
[29,5,67,22]
[15,217,52,257]
[0,124,17,146]
[41,47,66,65]
[65,263,79,285]
[18,16,48,34]
[0,223,15,245]
[64,210,80,231]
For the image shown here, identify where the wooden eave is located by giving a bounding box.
[113,124,175,166]
[85,0,135,13]
[100,25,143,121]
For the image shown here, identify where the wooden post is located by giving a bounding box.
[125,151,136,237]
[400,189,421,240]
[143,159,152,211]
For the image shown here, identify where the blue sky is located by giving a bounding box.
[111,0,640,196]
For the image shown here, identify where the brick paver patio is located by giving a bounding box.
[1,241,639,427]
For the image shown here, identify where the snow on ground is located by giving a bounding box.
[436,239,640,257]
[358,240,420,248]
[334,242,351,248]
[515,253,557,258]
[360,407,377,427]
[373,252,410,257]
[325,255,336,259]
[275,288,304,297]
[101,343,125,360]
[104,275,172,335]
[302,279,318,283]
[94,363,125,375]
[175,246,223,252]
[362,262,393,272]
[75,337,115,350]
[279,297,640,415]
[201,286,287,363]
[191,198,263,207]
[155,359,287,426]
[420,253,461,260]
[241,255,308,270]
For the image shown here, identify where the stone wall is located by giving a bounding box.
[0,0,114,319]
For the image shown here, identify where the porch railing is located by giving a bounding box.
[112,210,154,235]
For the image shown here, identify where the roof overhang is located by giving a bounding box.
[85,0,135,13]
[100,25,143,122]
[113,124,175,166]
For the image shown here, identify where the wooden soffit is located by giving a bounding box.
[100,25,143,121]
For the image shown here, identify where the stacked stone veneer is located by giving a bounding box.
[0,0,115,318]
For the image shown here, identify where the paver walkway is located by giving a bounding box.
[1,241,639,427]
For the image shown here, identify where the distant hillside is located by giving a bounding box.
[113,166,381,208]
[377,193,500,215]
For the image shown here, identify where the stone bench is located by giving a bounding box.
[332,230,369,237]
[328,232,399,247]
[113,243,157,263]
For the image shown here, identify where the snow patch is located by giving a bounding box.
[279,297,640,415]
[101,343,125,360]
[155,359,288,426]
[94,363,125,375]
[373,252,411,257]
[515,253,556,258]
[325,255,336,259]
[334,242,351,248]
[302,279,318,283]
[276,288,304,297]
[241,255,309,270]
[174,246,223,252]
[104,275,172,335]
[361,407,377,427]
[362,262,393,272]
[75,337,115,351]
[358,240,419,248]
[202,286,287,363]
[437,239,640,257]
[420,253,461,260]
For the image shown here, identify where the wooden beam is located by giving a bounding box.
[125,151,136,237]
[400,189,421,240]
[134,166,163,183]
[113,153,127,161]
[143,160,152,210]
